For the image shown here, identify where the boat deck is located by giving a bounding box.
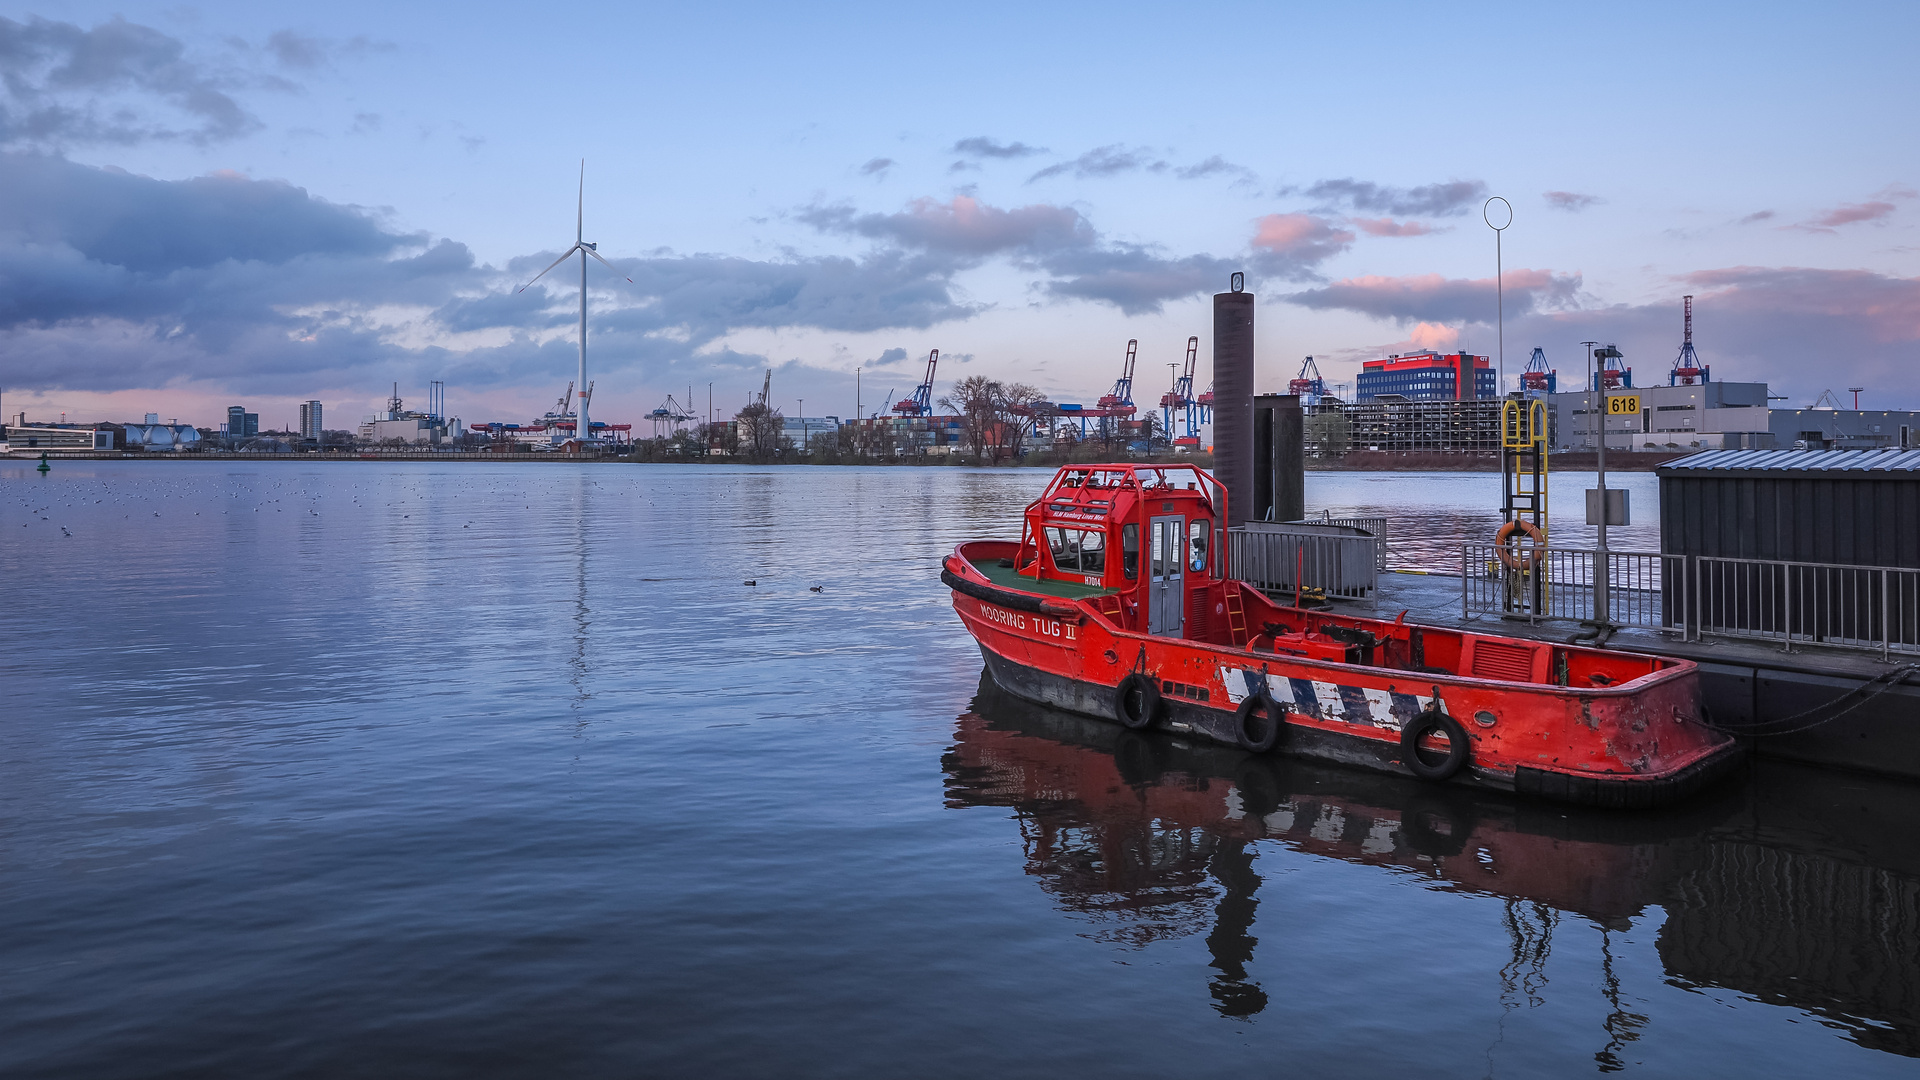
[973,558,1118,600]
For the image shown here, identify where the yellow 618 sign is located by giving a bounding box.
[1606,394,1641,415]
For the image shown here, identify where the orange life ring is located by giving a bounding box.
[1494,519,1546,569]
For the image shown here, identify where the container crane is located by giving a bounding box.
[1096,339,1139,441]
[1669,295,1710,385]
[1521,347,1556,393]
[893,349,939,416]
[1288,356,1327,405]
[1593,347,1632,391]
[1159,336,1199,437]
[647,394,698,438]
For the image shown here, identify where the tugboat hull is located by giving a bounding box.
[947,544,1740,809]
[940,463,1740,810]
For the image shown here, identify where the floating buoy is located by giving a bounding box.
[36,452,50,474]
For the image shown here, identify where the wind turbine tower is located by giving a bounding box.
[519,161,634,447]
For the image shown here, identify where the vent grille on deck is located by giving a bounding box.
[1470,639,1535,682]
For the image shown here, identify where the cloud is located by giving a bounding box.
[1249,213,1354,279]
[1284,268,1584,324]
[265,30,327,69]
[859,157,893,176]
[1300,177,1487,217]
[1791,188,1915,232]
[0,153,984,399]
[1800,201,1898,230]
[1040,246,1237,315]
[799,195,1094,256]
[1543,190,1602,212]
[1028,144,1168,183]
[0,14,262,147]
[1175,155,1257,183]
[1348,216,1433,238]
[1738,210,1774,225]
[951,136,1045,159]
[263,30,391,70]
[800,192,1223,313]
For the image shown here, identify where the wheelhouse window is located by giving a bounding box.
[1122,523,1139,579]
[1189,519,1210,573]
[1047,527,1107,575]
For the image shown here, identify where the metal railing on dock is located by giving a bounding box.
[1461,544,1676,630]
[1458,543,1920,659]
[1694,557,1920,659]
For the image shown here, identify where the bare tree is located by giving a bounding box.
[999,382,1043,461]
[940,375,1003,463]
[735,403,785,462]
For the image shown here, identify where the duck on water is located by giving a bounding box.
[940,463,1738,809]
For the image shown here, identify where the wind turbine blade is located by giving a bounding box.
[582,245,635,284]
[518,244,582,292]
[577,159,585,244]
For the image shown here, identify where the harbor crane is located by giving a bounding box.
[893,350,939,416]
[1288,356,1327,406]
[1096,339,1139,441]
[647,394,698,438]
[1668,295,1710,385]
[1593,347,1632,390]
[1160,336,1199,437]
[1521,347,1557,393]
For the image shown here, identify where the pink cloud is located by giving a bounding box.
[1349,217,1433,238]
[1285,268,1583,324]
[804,194,1093,254]
[1406,322,1459,350]
[1248,213,1354,278]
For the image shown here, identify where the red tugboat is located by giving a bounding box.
[941,463,1739,808]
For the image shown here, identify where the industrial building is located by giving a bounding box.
[1546,381,1770,452]
[2,423,117,451]
[124,420,201,450]
[1355,351,1494,402]
[1304,399,1504,455]
[1547,383,1919,453]
[361,385,455,445]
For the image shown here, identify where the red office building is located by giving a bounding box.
[1356,352,1495,402]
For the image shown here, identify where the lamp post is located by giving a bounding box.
[1485,197,1513,396]
[1586,342,1625,628]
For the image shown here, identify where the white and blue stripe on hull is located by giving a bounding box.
[1218,666,1438,734]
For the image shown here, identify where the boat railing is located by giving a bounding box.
[1459,544,1920,660]
[1284,513,1389,571]
[1232,523,1381,600]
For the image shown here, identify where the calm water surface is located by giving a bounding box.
[2,462,1914,1078]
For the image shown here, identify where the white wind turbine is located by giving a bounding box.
[519,160,634,447]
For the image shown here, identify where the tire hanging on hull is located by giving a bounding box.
[1400,708,1471,781]
[1235,693,1284,753]
[1114,672,1162,730]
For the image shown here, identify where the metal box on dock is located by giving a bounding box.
[1658,449,1920,645]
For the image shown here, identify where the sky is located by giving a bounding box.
[2,0,1917,430]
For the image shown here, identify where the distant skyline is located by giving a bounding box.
[2,1,1916,428]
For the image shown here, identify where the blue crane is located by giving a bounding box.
[893,349,939,416]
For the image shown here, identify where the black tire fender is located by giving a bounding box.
[1113,672,1161,730]
[1400,708,1471,782]
[1235,692,1284,753]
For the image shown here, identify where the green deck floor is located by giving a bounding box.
[972,558,1120,599]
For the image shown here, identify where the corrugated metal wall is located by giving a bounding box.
[1659,473,1920,567]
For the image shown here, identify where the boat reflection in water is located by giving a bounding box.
[942,671,1920,1061]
